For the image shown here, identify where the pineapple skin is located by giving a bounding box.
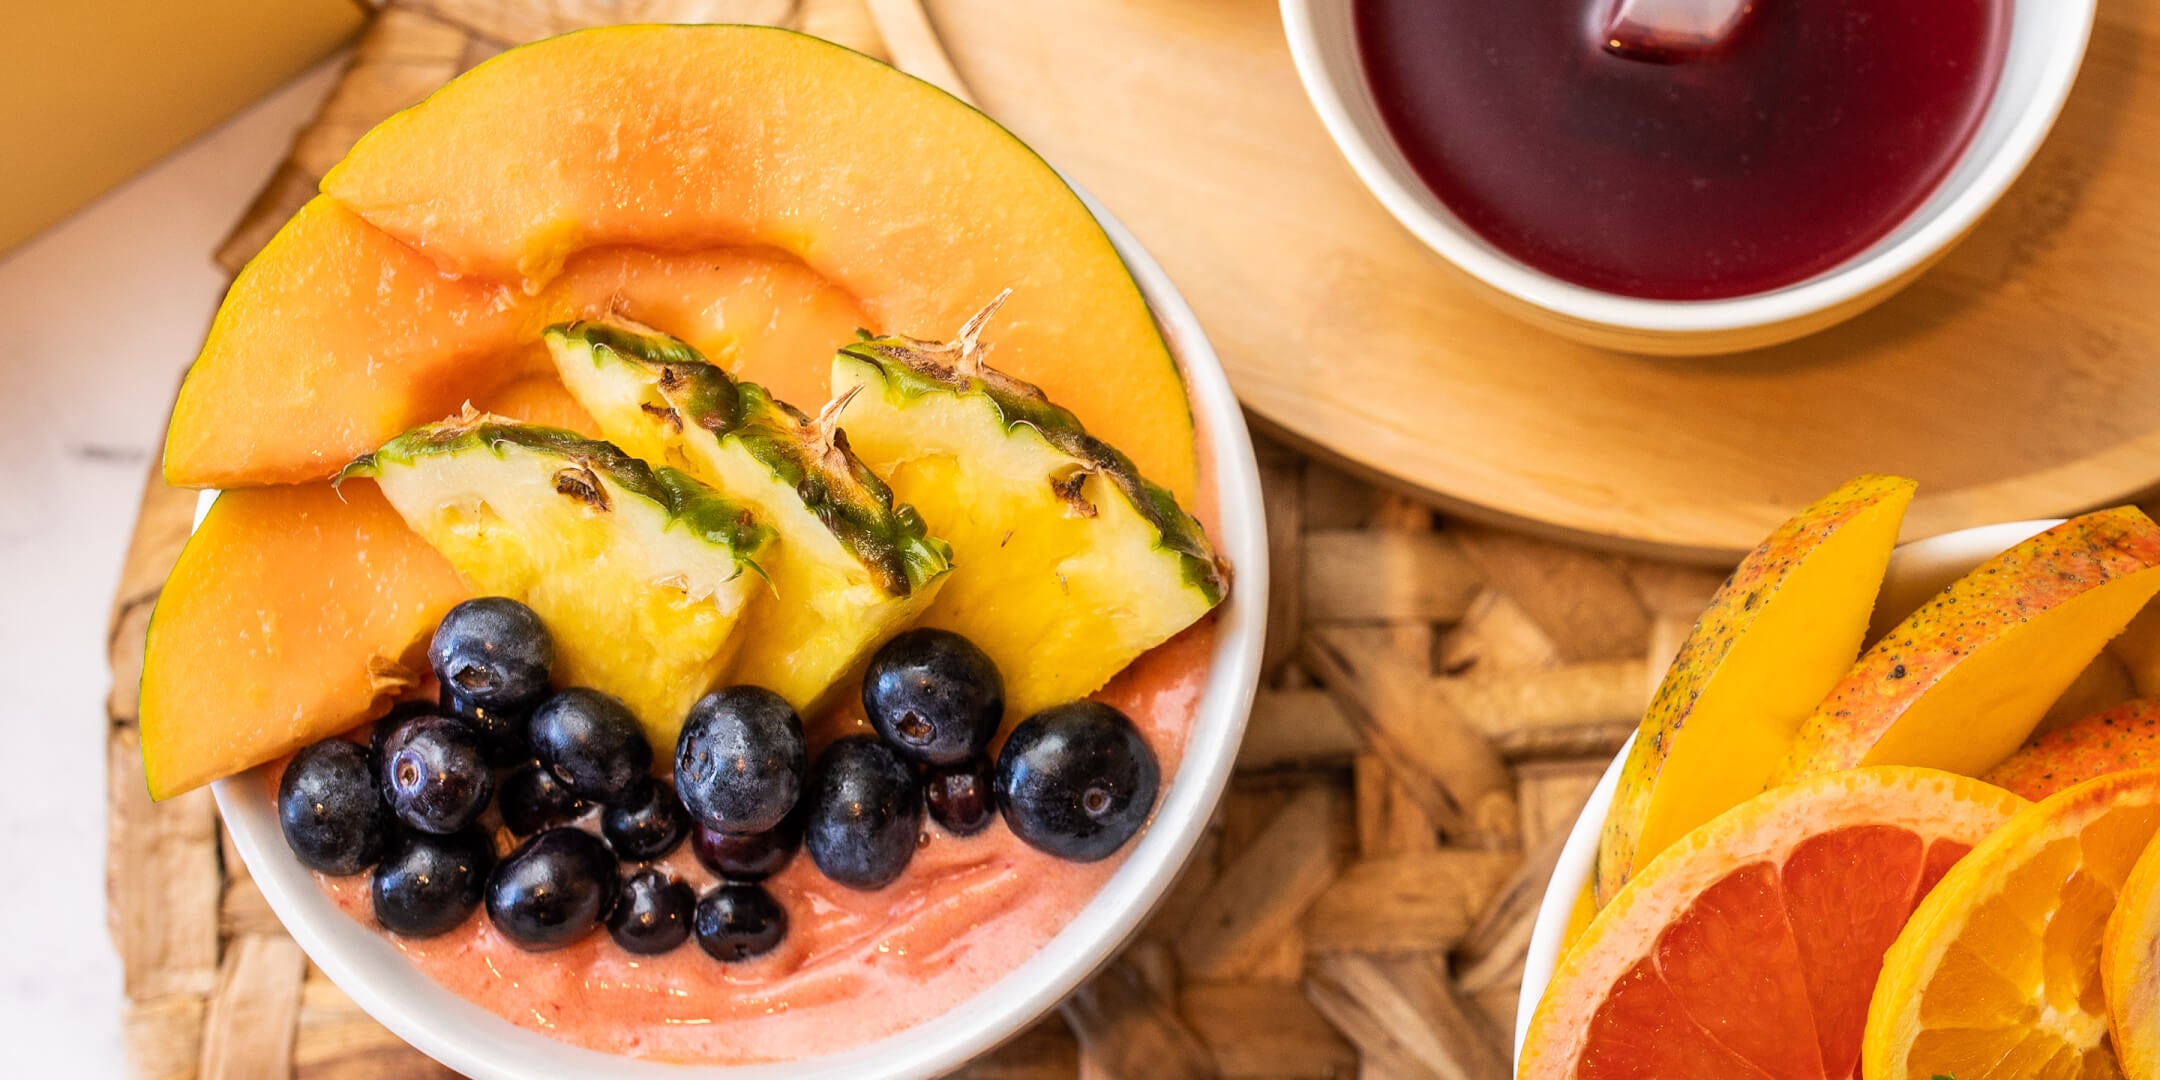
[833,336,1226,718]
[546,321,953,713]
[344,417,771,752]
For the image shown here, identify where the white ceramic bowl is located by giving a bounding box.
[1513,518,2063,1063]
[1280,0,2095,355]
[203,192,1269,1079]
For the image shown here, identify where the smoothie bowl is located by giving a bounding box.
[1513,475,2160,1074]
[138,25,1265,1077]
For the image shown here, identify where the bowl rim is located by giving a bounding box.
[1511,517,2067,1063]
[205,187,1269,1079]
[1278,0,2097,335]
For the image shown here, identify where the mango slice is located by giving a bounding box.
[1777,507,2160,784]
[1596,474,1914,905]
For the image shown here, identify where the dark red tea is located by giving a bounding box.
[1354,0,2008,300]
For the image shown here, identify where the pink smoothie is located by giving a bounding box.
[309,425,1226,1063]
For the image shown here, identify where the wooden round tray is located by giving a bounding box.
[927,0,2160,561]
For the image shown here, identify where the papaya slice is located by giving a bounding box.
[166,25,1195,501]
[165,198,530,488]
[164,202,861,487]
[139,481,471,800]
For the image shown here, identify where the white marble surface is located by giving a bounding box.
[0,60,341,1072]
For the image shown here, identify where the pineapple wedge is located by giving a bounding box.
[545,319,953,712]
[342,414,771,750]
[832,302,1227,717]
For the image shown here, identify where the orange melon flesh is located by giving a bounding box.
[476,371,601,437]
[139,481,471,800]
[545,246,870,414]
[321,23,1194,498]
[165,199,869,487]
[165,198,528,487]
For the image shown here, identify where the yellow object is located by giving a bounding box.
[1594,474,1913,905]
[546,321,952,715]
[1778,508,2160,784]
[1866,768,2160,1079]
[1,0,362,254]
[356,418,772,753]
[1557,879,1596,958]
[2105,824,2160,1079]
[2111,603,2160,700]
[832,328,1226,719]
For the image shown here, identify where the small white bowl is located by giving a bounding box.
[1513,518,2062,1062]
[204,191,1269,1079]
[1280,0,2095,355]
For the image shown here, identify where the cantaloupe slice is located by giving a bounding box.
[139,481,470,800]
[164,201,863,488]
[165,198,531,487]
[166,24,1194,501]
[478,371,600,437]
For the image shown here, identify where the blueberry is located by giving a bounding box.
[995,702,1160,862]
[278,740,390,875]
[368,699,438,767]
[429,597,553,710]
[530,688,652,804]
[924,757,996,837]
[498,761,589,837]
[693,883,788,961]
[861,629,1004,765]
[601,780,691,861]
[371,828,493,938]
[438,686,530,766]
[674,687,806,835]
[485,828,619,951]
[606,867,695,955]
[690,807,804,882]
[378,715,494,834]
[804,736,922,890]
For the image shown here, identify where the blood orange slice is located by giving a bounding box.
[1519,767,2025,1079]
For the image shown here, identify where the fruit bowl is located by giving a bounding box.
[203,188,1268,1080]
[1512,517,2062,1062]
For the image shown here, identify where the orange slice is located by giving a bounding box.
[2105,823,2160,1079]
[1865,768,2160,1080]
[1520,767,2023,1079]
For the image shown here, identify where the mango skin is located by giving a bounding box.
[1986,698,2160,801]
[1595,475,1915,906]
[1776,507,2160,785]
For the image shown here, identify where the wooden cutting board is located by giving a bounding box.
[923,0,2160,561]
